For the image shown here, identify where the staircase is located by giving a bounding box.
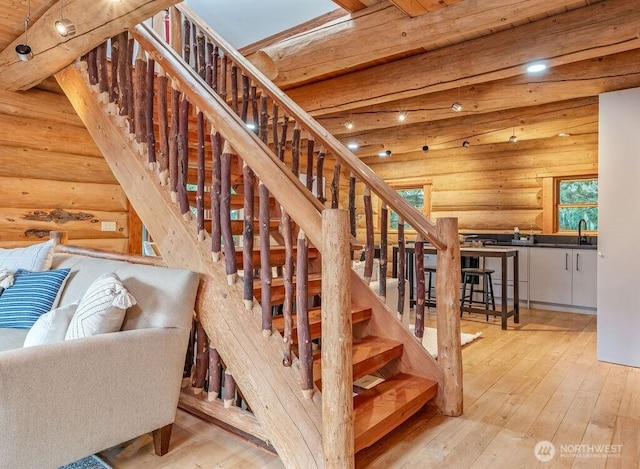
[55,7,462,467]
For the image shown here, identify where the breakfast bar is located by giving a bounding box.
[393,245,520,329]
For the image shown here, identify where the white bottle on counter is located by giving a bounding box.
[513,227,520,240]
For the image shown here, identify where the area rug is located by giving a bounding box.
[58,455,111,469]
[410,326,482,357]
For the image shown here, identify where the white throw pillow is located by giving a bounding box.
[0,268,14,295]
[23,302,78,348]
[0,240,55,273]
[65,273,137,340]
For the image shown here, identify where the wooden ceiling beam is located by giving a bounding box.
[286,0,640,116]
[248,0,605,88]
[320,49,640,136]
[389,0,465,18]
[330,0,368,13]
[347,98,598,155]
[0,0,181,91]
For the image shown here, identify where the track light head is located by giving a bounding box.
[422,145,429,152]
[55,18,76,37]
[15,43,32,61]
[462,140,470,148]
[385,149,392,157]
[509,135,518,143]
[451,102,462,112]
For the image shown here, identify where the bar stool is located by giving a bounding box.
[460,268,496,320]
[425,267,436,308]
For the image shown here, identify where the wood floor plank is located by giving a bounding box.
[100,308,640,469]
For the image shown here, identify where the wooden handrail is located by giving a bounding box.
[130,23,326,250]
[175,4,446,251]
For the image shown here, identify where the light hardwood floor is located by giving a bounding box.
[101,308,640,468]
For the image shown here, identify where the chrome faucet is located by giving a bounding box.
[578,219,588,245]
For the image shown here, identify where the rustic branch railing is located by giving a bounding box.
[170,7,461,415]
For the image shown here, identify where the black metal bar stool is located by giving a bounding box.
[425,267,436,308]
[460,268,496,320]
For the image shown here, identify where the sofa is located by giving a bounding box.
[0,251,199,469]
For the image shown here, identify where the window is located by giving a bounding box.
[556,177,598,232]
[389,187,425,230]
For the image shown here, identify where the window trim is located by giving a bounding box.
[555,176,598,234]
[378,180,432,233]
[541,172,597,234]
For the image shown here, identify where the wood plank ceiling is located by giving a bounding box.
[0,0,638,160]
[246,0,640,158]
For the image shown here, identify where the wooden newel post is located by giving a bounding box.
[321,209,354,469]
[435,217,463,416]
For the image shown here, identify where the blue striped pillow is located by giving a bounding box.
[0,268,71,329]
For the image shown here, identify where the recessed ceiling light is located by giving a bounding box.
[344,120,354,130]
[398,112,407,122]
[347,143,359,150]
[526,62,547,73]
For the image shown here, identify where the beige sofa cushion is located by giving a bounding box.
[51,254,198,331]
[0,328,28,352]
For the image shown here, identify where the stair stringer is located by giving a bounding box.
[55,64,324,469]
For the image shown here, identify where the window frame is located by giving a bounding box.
[379,179,432,233]
[555,176,598,234]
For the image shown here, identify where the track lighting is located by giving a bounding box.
[15,43,32,62]
[16,1,32,62]
[55,19,76,37]
[462,140,470,148]
[451,102,462,113]
[55,0,76,37]
[422,145,429,152]
[509,127,518,143]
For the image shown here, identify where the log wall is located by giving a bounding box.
[345,131,598,245]
[0,81,135,252]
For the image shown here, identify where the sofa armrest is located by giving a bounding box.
[0,327,188,469]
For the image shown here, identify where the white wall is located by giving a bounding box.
[598,87,640,367]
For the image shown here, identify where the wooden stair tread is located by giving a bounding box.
[236,245,319,268]
[204,219,280,235]
[272,305,372,340]
[313,336,403,388]
[253,273,323,305]
[353,373,438,453]
[187,192,276,210]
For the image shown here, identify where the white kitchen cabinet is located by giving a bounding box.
[529,248,573,304]
[572,250,597,308]
[529,247,597,310]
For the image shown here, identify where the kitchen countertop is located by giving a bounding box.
[491,241,597,250]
